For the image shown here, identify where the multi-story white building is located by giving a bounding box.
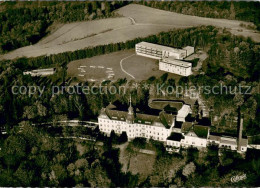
[98,98,248,154]
[159,57,192,76]
[135,42,187,60]
[135,42,194,76]
[207,116,248,153]
[181,125,209,148]
[166,117,248,153]
[183,46,195,57]
[98,97,176,142]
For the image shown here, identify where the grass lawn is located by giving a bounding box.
[67,49,177,82]
[118,142,156,183]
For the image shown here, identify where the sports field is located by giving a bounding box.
[67,50,180,82]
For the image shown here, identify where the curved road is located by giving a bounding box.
[119,54,136,79]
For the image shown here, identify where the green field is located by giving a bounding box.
[67,49,181,82]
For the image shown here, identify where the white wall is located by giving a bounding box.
[162,50,187,60]
[98,117,171,142]
[181,135,207,148]
[159,61,192,76]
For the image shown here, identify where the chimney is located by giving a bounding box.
[237,113,244,152]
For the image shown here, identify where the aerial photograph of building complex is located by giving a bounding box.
[0,1,259,187]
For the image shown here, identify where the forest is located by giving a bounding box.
[0,124,260,186]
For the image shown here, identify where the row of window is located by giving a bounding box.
[99,121,166,131]
[167,141,180,146]
[100,126,166,136]
[101,128,166,141]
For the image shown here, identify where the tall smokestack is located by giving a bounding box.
[237,113,244,152]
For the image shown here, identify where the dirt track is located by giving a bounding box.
[1,4,259,60]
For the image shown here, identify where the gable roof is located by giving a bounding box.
[193,125,209,138]
[184,124,209,139]
[100,103,174,129]
[181,122,193,133]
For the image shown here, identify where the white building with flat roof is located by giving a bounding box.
[23,68,56,77]
[177,104,192,122]
[135,42,187,60]
[183,46,195,57]
[159,58,192,76]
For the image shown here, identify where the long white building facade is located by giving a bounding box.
[98,98,248,154]
[159,58,192,77]
[98,98,176,142]
[135,42,194,76]
[135,42,189,60]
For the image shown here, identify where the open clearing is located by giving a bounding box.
[117,143,156,183]
[2,4,259,60]
[67,49,180,82]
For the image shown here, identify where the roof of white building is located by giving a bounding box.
[193,125,209,138]
[181,122,193,133]
[136,42,186,54]
[209,134,248,148]
[161,57,192,68]
[99,103,175,129]
[183,46,194,51]
[220,136,237,146]
[208,135,221,142]
[177,104,191,118]
[27,68,56,73]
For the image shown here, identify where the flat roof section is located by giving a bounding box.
[160,57,192,68]
[136,42,186,54]
[183,46,194,51]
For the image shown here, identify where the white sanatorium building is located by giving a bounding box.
[98,98,248,154]
[135,42,194,76]
[98,98,176,142]
[159,58,192,77]
[135,42,188,60]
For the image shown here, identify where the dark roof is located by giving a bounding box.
[193,125,209,138]
[106,108,127,121]
[149,99,184,111]
[102,103,174,128]
[135,113,160,126]
[159,111,174,128]
[107,103,117,109]
[181,122,193,133]
[167,133,184,141]
[208,134,221,142]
